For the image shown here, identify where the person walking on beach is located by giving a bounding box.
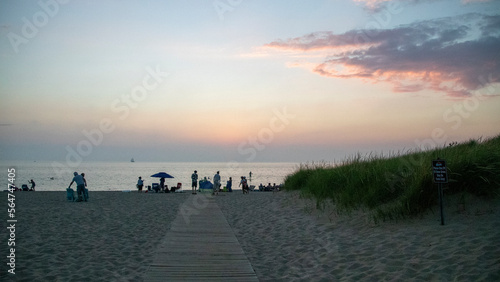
[29,179,36,191]
[69,172,86,202]
[213,171,221,196]
[239,176,249,194]
[191,170,198,194]
[137,176,144,192]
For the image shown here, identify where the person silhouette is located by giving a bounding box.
[191,170,198,194]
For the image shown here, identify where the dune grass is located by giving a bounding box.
[283,134,500,222]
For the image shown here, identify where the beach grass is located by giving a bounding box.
[283,134,500,222]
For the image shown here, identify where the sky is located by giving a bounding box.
[0,0,499,163]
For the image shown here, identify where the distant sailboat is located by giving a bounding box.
[131,158,135,162]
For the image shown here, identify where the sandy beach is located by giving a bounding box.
[1,191,189,281]
[218,192,500,281]
[2,190,499,281]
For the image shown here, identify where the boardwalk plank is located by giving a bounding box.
[144,195,258,281]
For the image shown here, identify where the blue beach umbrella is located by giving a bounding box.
[150,172,174,178]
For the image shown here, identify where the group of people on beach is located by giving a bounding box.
[258,183,281,192]
[190,171,221,195]
[136,176,180,193]
[190,170,251,195]
[68,172,88,202]
[132,170,273,195]
[10,179,36,191]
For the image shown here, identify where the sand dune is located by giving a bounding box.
[216,192,500,281]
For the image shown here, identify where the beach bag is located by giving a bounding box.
[67,188,75,201]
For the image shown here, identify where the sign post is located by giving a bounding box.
[432,159,448,225]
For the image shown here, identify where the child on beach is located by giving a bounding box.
[29,179,36,191]
[81,173,89,200]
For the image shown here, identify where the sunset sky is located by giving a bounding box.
[1,0,499,163]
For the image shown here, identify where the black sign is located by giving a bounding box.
[432,159,448,183]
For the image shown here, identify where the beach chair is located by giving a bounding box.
[175,182,182,192]
[152,183,160,193]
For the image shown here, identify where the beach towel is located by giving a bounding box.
[67,188,75,201]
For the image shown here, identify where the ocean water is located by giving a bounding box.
[1,161,299,191]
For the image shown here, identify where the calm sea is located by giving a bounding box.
[1,161,299,191]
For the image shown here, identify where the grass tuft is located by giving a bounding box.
[283,134,500,222]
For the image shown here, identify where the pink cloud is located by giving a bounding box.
[265,14,500,97]
[353,0,494,11]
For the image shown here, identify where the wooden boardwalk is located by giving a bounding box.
[144,194,259,281]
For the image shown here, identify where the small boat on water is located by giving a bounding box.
[131,158,135,162]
